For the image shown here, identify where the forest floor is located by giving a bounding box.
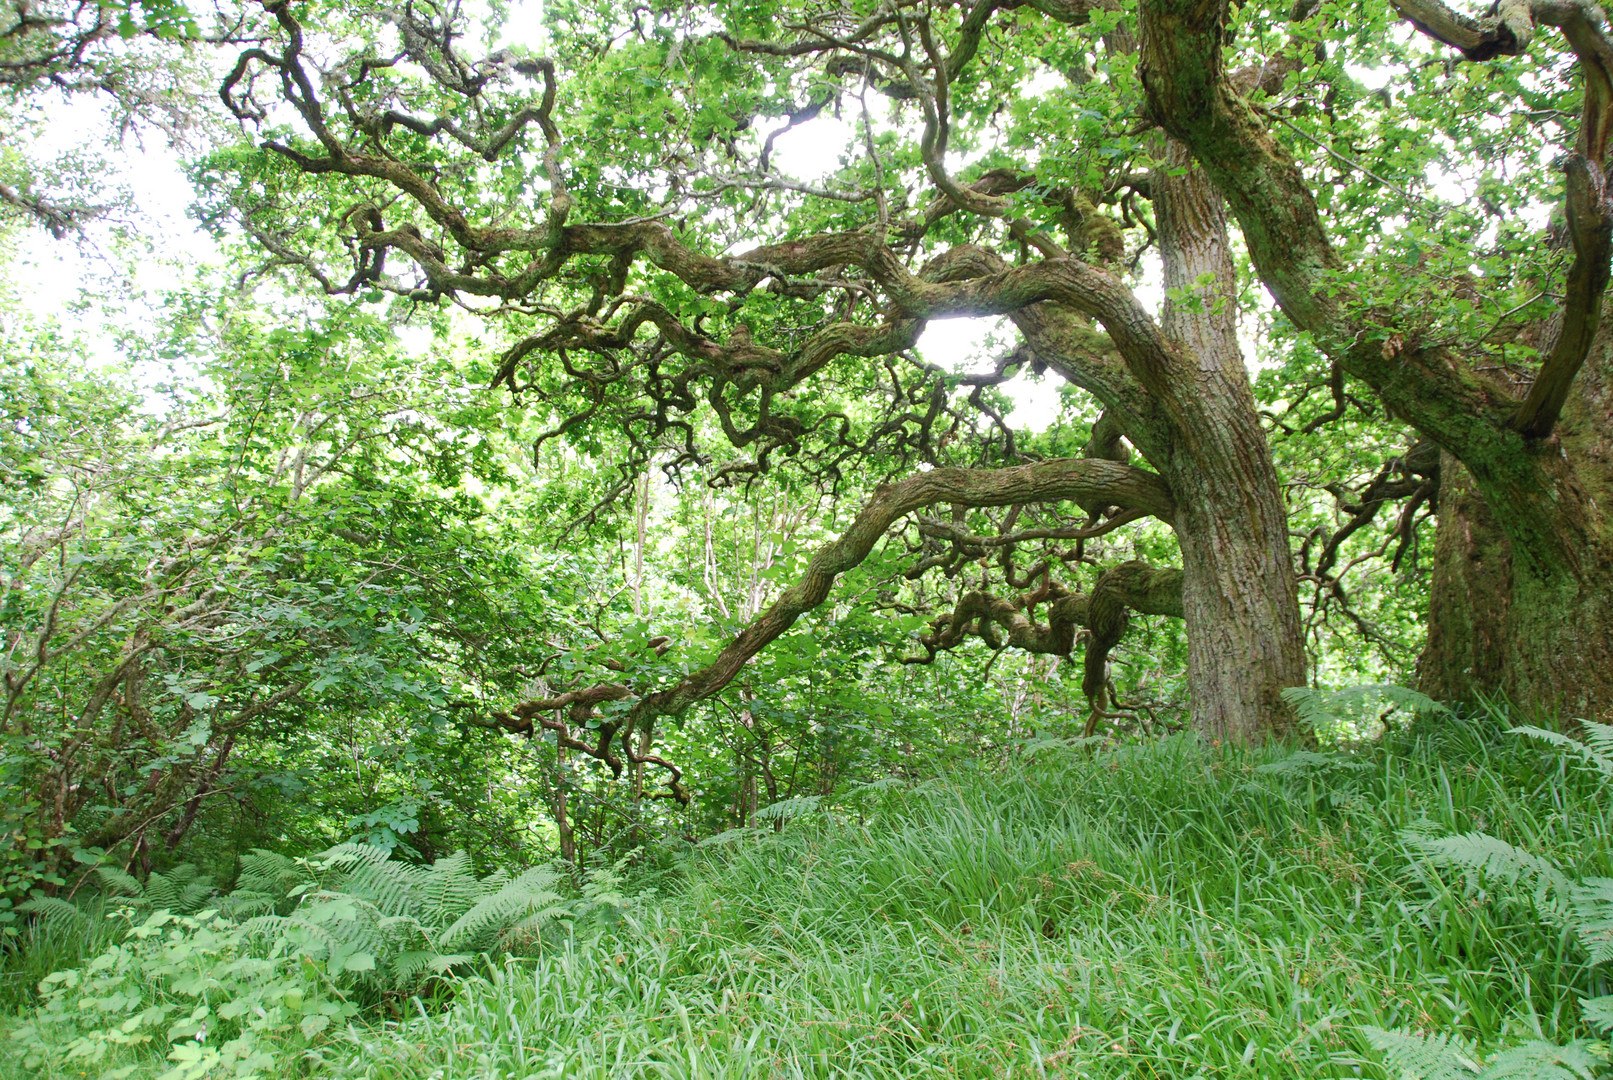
[5,713,1608,1079]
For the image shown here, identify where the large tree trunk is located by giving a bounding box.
[1421,341,1613,721]
[1154,142,1307,741]
[1135,0,1613,724]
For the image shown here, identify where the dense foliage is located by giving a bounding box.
[5,708,1612,1078]
[5,0,1613,1076]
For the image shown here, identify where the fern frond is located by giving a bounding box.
[95,866,143,898]
[1580,995,1613,1035]
[510,867,562,895]
[1577,720,1613,767]
[1256,750,1370,776]
[17,896,87,927]
[698,828,758,848]
[339,855,431,921]
[391,950,436,985]
[1511,725,1613,782]
[233,849,306,901]
[142,871,182,913]
[1284,685,1449,735]
[312,841,393,890]
[221,891,279,918]
[419,851,480,924]
[165,863,202,885]
[1569,877,1613,965]
[1363,1025,1479,1079]
[1476,1040,1598,1079]
[435,877,564,954]
[754,795,821,823]
[1411,832,1572,922]
[178,881,216,914]
[424,952,474,974]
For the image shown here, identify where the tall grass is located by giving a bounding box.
[3,709,1605,1077]
[317,711,1609,1079]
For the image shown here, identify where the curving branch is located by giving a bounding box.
[468,457,1173,793]
[1390,0,1613,441]
[904,560,1183,735]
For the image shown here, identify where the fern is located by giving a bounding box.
[697,827,759,848]
[754,795,822,823]
[1581,995,1613,1036]
[1569,878,1613,965]
[1256,749,1371,776]
[223,849,305,916]
[1283,684,1449,737]
[221,844,577,995]
[94,866,142,897]
[86,862,215,915]
[1576,720,1613,766]
[16,895,87,928]
[1410,832,1573,922]
[319,842,431,919]
[1363,1025,1480,1079]
[1476,1041,1599,1079]
[1386,719,1613,1076]
[415,849,480,922]
[437,868,565,953]
[1512,722,1613,781]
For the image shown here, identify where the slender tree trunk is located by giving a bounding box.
[1154,142,1307,741]
[546,742,577,865]
[630,470,650,619]
[627,718,653,848]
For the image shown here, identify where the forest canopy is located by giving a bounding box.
[4,0,1613,861]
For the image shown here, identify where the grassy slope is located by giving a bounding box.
[3,713,1606,1078]
[323,716,1607,1079]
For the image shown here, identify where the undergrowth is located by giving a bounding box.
[5,706,1611,1078]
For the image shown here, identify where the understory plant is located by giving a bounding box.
[8,844,620,1079]
[1365,719,1613,1078]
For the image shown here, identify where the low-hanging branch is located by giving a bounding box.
[467,457,1174,799]
[904,560,1184,736]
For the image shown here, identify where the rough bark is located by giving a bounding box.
[1421,342,1613,720]
[1152,141,1307,741]
[1419,452,1513,705]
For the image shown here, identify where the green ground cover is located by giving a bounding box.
[6,710,1610,1079]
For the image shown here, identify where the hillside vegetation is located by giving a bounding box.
[7,708,1610,1079]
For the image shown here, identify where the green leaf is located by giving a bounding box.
[1579,995,1613,1035]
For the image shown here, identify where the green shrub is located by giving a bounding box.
[8,844,608,1079]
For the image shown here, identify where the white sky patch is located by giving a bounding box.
[767,114,858,181]
[916,316,1064,432]
[11,93,221,370]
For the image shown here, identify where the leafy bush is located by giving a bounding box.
[9,844,613,1079]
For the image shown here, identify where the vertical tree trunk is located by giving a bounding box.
[1155,141,1307,741]
[546,742,577,865]
[1419,452,1512,704]
[630,471,650,619]
[1421,340,1613,721]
